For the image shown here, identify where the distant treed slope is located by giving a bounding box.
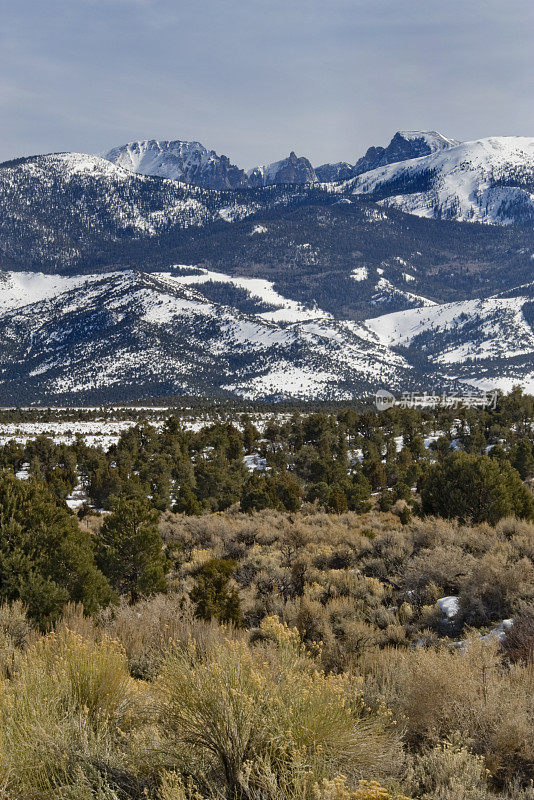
[365,292,534,394]
[0,269,414,404]
[150,203,534,317]
[0,152,327,272]
[0,153,222,270]
[1,151,534,319]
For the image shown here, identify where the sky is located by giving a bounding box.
[1,0,533,169]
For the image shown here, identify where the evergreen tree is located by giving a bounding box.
[241,473,274,513]
[95,495,168,602]
[511,437,534,480]
[190,558,241,625]
[420,452,534,524]
[0,473,111,628]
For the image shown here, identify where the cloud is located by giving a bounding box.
[0,0,533,165]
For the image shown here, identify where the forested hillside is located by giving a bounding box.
[0,395,533,798]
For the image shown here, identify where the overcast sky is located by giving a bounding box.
[1,0,533,168]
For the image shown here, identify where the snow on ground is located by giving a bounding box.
[365,296,533,354]
[243,454,268,471]
[453,618,514,650]
[351,267,368,282]
[141,292,215,324]
[481,619,513,643]
[66,481,87,510]
[345,136,534,224]
[438,596,460,619]
[224,365,342,400]
[0,411,300,450]
[466,374,534,395]
[220,318,294,349]
[0,420,152,449]
[394,435,404,452]
[370,277,436,309]
[15,463,30,480]
[157,267,328,323]
[0,272,106,314]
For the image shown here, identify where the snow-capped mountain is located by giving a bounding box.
[102,139,249,189]
[247,152,317,187]
[315,131,459,183]
[0,152,221,269]
[99,133,534,228]
[2,130,534,402]
[344,136,534,225]
[0,265,532,403]
[352,130,459,175]
[103,141,318,189]
[0,267,413,404]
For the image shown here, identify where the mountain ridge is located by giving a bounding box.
[0,265,532,403]
[102,130,460,191]
[1,129,534,401]
[343,136,534,224]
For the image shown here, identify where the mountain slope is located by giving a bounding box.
[0,265,532,403]
[353,130,459,175]
[2,151,533,308]
[102,139,249,189]
[247,152,317,187]
[0,268,414,404]
[1,135,534,402]
[365,294,534,393]
[344,136,534,225]
[0,152,324,271]
[316,130,458,182]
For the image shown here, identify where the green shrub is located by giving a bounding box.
[420,453,534,525]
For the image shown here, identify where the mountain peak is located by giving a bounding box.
[247,152,317,187]
[347,135,534,225]
[315,131,459,183]
[395,129,458,146]
[102,139,249,190]
[103,140,319,189]
[353,129,459,176]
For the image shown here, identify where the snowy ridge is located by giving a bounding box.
[0,271,96,314]
[0,268,414,403]
[0,266,532,402]
[364,294,534,393]
[344,136,534,224]
[395,131,459,151]
[102,139,248,190]
[103,141,318,190]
